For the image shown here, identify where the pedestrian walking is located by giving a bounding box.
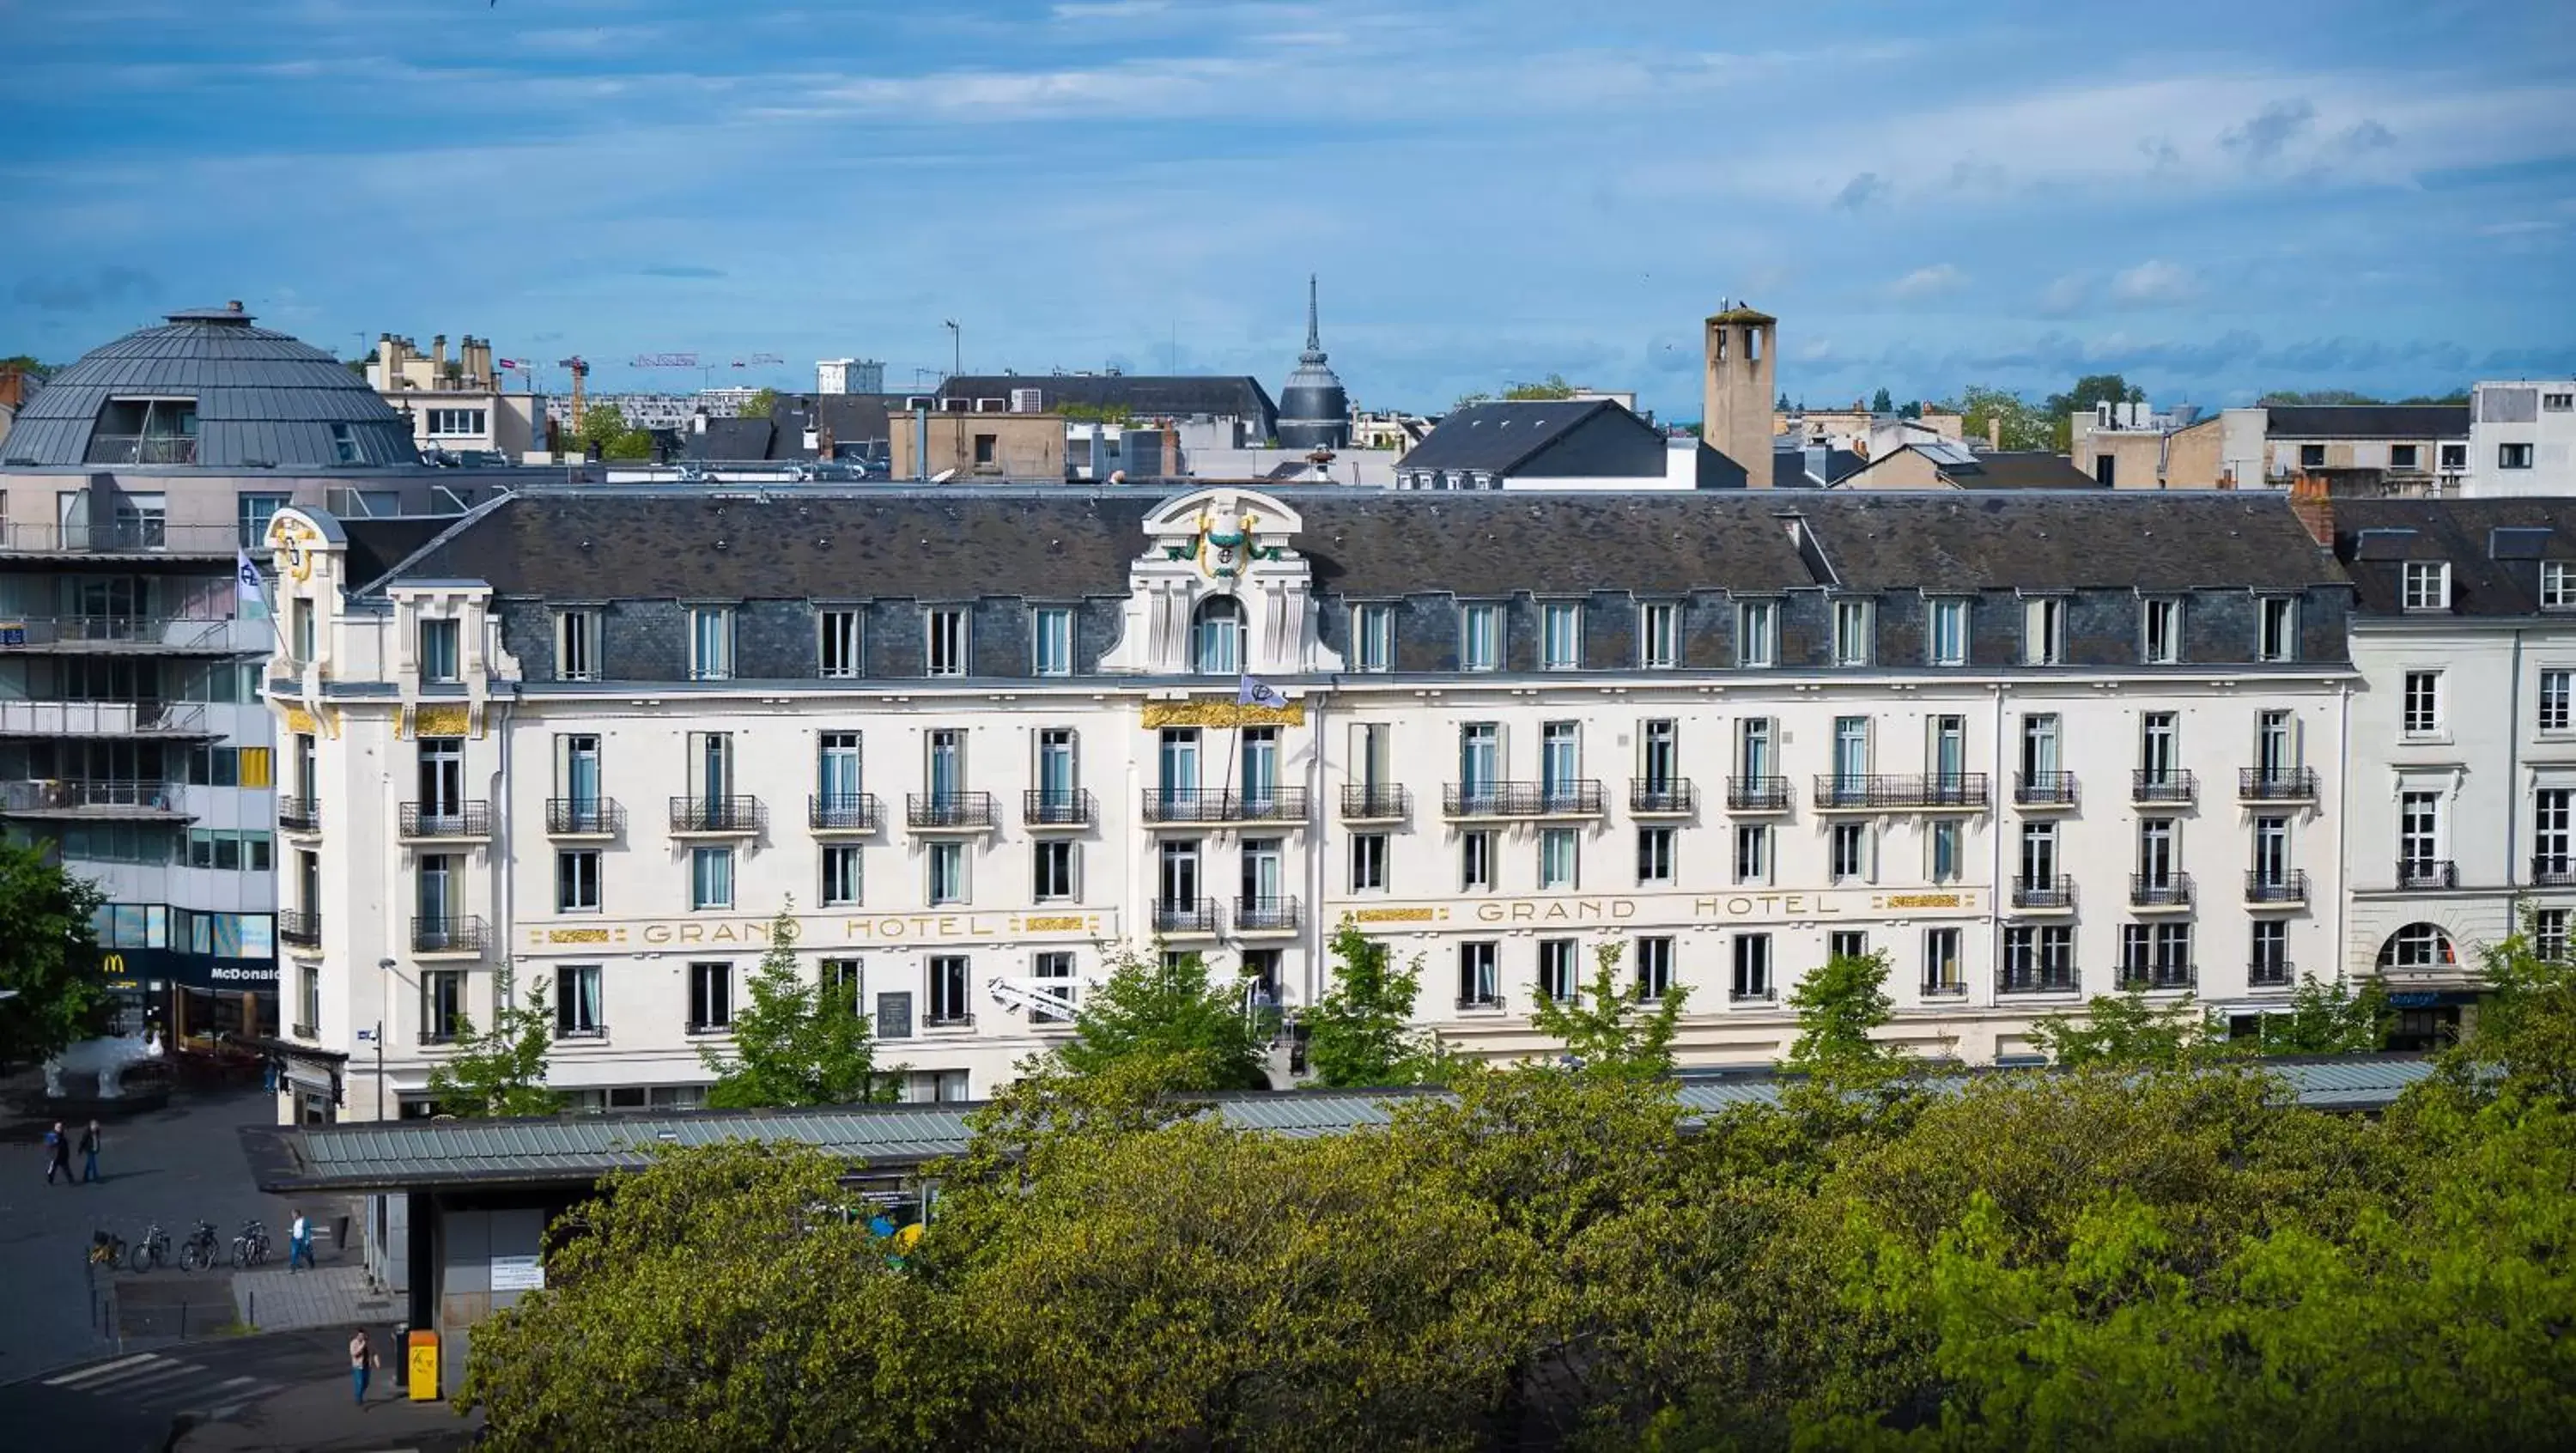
[77,1121,101,1183]
[348,1327,380,1407]
[289,1208,313,1271]
[44,1122,72,1185]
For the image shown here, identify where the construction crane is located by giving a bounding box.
[557,356,589,426]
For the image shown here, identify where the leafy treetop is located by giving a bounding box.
[1303,919,1442,1089]
[425,975,559,1116]
[1057,945,1269,1091]
[0,842,106,1065]
[1528,940,1686,1079]
[703,904,898,1108]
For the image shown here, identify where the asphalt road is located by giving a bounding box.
[0,1327,339,1453]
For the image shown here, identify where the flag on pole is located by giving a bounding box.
[497,358,525,370]
[1236,675,1289,710]
[234,550,270,620]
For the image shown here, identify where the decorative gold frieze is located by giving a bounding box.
[1140,700,1305,729]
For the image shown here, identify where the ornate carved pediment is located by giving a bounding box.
[1099,489,1343,676]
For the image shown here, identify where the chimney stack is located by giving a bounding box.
[2288,473,2335,548]
[432,334,447,369]
[1987,415,2002,451]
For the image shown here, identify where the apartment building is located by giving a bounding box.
[2464,380,2576,496]
[2069,401,2471,493]
[365,332,544,461]
[260,483,2354,1122]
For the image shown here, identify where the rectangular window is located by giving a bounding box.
[1541,601,1581,670]
[819,608,862,678]
[1730,933,1773,1001]
[2257,597,2297,662]
[688,605,733,680]
[928,841,968,906]
[2400,791,2441,878]
[1635,936,1674,1000]
[2537,909,2571,964]
[2023,597,2064,666]
[419,970,464,1042]
[1636,826,1675,886]
[2251,921,2290,984]
[237,492,288,549]
[418,618,461,683]
[2137,818,2178,885]
[690,847,734,909]
[2545,671,2573,733]
[556,849,600,912]
[1831,823,1870,883]
[1928,598,1969,666]
[1832,598,1874,666]
[1458,941,1500,1008]
[926,606,968,677]
[2002,925,2076,993]
[297,962,319,1034]
[556,965,604,1038]
[822,844,863,906]
[1460,830,1496,892]
[1539,828,1578,890]
[2299,443,2327,469]
[927,956,973,1024]
[2500,442,2535,470]
[2440,442,2469,471]
[2403,562,2451,610]
[1350,832,1388,892]
[2549,393,2576,412]
[1025,951,1075,1024]
[1735,600,1776,667]
[1538,939,1578,1003]
[2140,712,2178,781]
[2389,444,2419,470]
[1032,606,1073,676]
[1923,927,1963,995]
[289,598,315,663]
[2546,563,2576,611]
[2536,788,2571,878]
[2142,598,2182,665]
[1734,824,1770,885]
[2253,815,2291,885]
[1638,601,1679,668]
[1461,604,1501,672]
[2403,672,2442,736]
[1352,603,1393,672]
[557,609,598,682]
[1929,820,1963,884]
[1830,930,1869,963]
[1034,839,1077,901]
[688,962,732,1030]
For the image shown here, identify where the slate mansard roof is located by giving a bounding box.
[2334,496,2576,619]
[351,486,2348,605]
[2265,404,2470,441]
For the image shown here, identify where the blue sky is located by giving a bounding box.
[2,0,2571,417]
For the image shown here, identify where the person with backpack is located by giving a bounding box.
[43,1122,72,1186]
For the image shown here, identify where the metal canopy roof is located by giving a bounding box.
[241,1057,2439,1195]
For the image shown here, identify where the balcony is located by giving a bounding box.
[0,615,233,655]
[1998,968,2078,995]
[1727,775,1793,812]
[2014,771,2080,808]
[0,520,241,556]
[1442,781,1605,819]
[2012,875,2075,910]
[1921,978,1968,1000]
[2131,769,2197,806]
[1234,787,1309,825]
[1236,896,1303,933]
[1629,779,1696,818]
[554,1024,609,1042]
[276,796,319,833]
[1455,991,1505,1012]
[2249,959,2294,990]
[807,793,883,835]
[2239,767,2318,803]
[84,435,198,466]
[0,700,215,740]
[1811,774,1990,811]
[923,1010,977,1031]
[2396,859,2458,891]
[1153,897,1223,936]
[412,915,488,958]
[2129,872,2195,909]
[546,798,626,837]
[277,909,321,949]
[907,792,997,831]
[2245,869,2309,907]
[668,795,764,836]
[1022,789,1094,830]
[2117,963,2196,993]
[399,800,493,841]
[1340,783,1411,823]
[1729,985,1778,1004]
[417,1024,461,1048]
[0,778,188,821]
[2535,856,2576,888]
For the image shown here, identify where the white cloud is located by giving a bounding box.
[2037,273,2091,317]
[2110,260,2200,307]
[1890,264,1966,300]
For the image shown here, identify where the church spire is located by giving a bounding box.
[1302,273,1324,361]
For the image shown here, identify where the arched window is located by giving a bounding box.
[1192,595,1244,676]
[2375,922,2457,972]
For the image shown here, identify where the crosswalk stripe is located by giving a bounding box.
[43,1353,160,1387]
[88,1360,204,1395]
[217,1375,258,1388]
[203,1382,282,1420]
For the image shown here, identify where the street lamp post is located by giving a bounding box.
[376,957,397,1122]
[943,319,960,385]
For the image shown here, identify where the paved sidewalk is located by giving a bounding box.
[172,1365,484,1452]
[234,1265,399,1334]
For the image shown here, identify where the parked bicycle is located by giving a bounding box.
[127,1221,173,1274]
[229,1219,272,1268]
[176,1219,222,1273]
[86,1229,126,1268]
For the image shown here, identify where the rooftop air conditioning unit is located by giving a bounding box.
[1011,388,1043,414]
[975,398,1007,413]
[904,396,936,411]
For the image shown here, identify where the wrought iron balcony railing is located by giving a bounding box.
[546,798,625,836]
[399,800,491,838]
[669,796,764,834]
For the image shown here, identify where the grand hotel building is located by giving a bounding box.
[252,482,2413,1120]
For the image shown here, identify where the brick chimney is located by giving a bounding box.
[2288,472,2334,547]
[1987,415,2002,451]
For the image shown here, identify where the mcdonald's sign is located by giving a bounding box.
[100,953,139,991]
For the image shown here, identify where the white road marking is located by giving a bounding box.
[43,1353,160,1387]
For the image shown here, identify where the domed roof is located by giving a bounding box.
[4,303,419,470]
[1278,274,1350,451]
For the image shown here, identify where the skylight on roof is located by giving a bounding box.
[2490,526,2553,560]
[2351,528,2419,562]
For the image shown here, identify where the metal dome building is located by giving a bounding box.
[1276,276,1351,451]
[3,302,419,470]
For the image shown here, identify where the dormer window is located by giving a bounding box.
[418,618,460,684]
[2402,562,2450,611]
[2544,562,2575,611]
[1191,595,1243,675]
[1831,599,1874,667]
[88,398,197,465]
[2141,598,2183,665]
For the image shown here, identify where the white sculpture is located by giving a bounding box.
[43,1030,166,1099]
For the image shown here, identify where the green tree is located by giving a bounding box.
[2031,988,2212,1067]
[1056,945,1268,1091]
[1303,917,1438,1088]
[2247,972,2391,1055]
[425,974,559,1116]
[1452,391,1495,410]
[1781,950,1903,1075]
[2441,915,2576,1105]
[574,402,627,455]
[1529,942,1686,1079]
[603,428,654,460]
[738,386,779,419]
[1504,373,1578,401]
[2257,387,2384,406]
[1869,387,1893,413]
[0,842,106,1066]
[2044,373,2148,450]
[703,905,896,1108]
[1950,385,2054,451]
